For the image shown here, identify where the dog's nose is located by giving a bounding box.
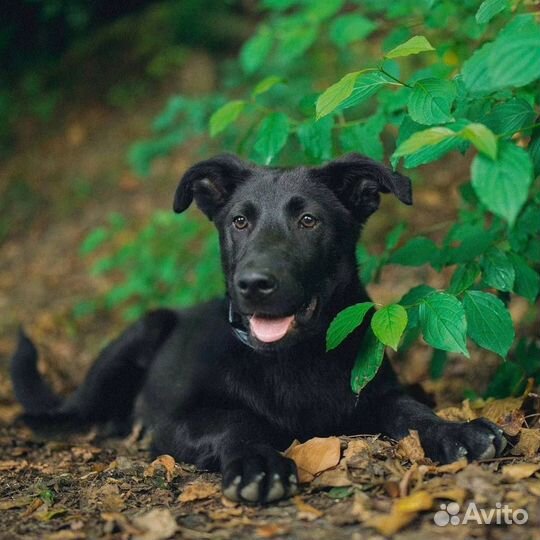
[236,271,278,299]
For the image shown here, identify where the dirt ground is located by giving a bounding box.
[1,39,539,540]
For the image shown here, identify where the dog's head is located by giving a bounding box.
[174,153,411,352]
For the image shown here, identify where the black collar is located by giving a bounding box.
[228,301,256,349]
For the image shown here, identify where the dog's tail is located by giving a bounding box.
[10,309,178,435]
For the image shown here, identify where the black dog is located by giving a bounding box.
[11,153,506,503]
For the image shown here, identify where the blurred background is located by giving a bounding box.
[0,0,538,420]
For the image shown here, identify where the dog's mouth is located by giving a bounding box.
[248,296,318,344]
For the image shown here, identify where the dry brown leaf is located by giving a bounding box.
[502,463,540,482]
[178,480,219,503]
[207,507,243,520]
[434,458,468,474]
[512,428,540,457]
[285,437,341,481]
[311,465,351,488]
[0,459,28,472]
[144,455,177,483]
[526,480,540,497]
[394,491,433,513]
[396,430,425,462]
[0,497,32,510]
[430,487,467,504]
[366,508,416,536]
[293,496,323,521]
[255,523,290,538]
[437,400,476,422]
[132,508,177,540]
[344,438,370,460]
[101,512,143,535]
[44,531,86,540]
[97,483,125,512]
[366,491,433,536]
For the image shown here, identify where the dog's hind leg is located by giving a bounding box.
[10,309,178,436]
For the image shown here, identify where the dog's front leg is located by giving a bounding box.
[374,390,507,463]
[151,408,298,503]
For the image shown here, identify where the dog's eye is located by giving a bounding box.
[299,214,317,229]
[233,215,248,230]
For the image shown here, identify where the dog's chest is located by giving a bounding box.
[225,354,357,436]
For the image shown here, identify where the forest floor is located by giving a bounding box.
[1,23,540,540]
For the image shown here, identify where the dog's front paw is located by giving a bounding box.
[222,445,298,504]
[420,417,507,464]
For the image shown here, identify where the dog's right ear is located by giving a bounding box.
[173,154,250,220]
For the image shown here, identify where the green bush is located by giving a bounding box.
[83,0,540,398]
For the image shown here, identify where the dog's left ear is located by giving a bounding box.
[314,153,412,222]
[173,154,251,219]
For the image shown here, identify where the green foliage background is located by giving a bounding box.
[81,0,540,398]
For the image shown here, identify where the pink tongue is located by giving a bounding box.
[249,315,294,343]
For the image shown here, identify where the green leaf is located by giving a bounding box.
[339,71,398,111]
[240,25,273,74]
[509,252,540,303]
[389,237,439,266]
[80,227,108,255]
[393,118,469,169]
[385,36,435,59]
[385,223,406,251]
[297,116,334,161]
[393,127,455,158]
[481,248,515,292]
[253,113,290,165]
[419,292,469,357]
[209,100,246,137]
[529,130,540,177]
[329,14,377,48]
[430,349,448,379]
[371,304,408,351]
[459,123,497,160]
[276,20,318,61]
[462,15,540,93]
[486,361,525,399]
[316,71,364,119]
[252,76,284,98]
[471,142,533,226]
[408,78,455,125]
[350,328,385,394]
[463,290,514,358]
[483,98,535,136]
[447,262,481,295]
[338,113,386,160]
[475,0,508,24]
[399,284,436,329]
[326,302,374,351]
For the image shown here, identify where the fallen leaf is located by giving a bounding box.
[437,400,476,422]
[44,532,85,540]
[132,508,177,540]
[97,483,125,512]
[396,431,425,462]
[434,458,468,474]
[526,480,540,497]
[144,455,177,483]
[0,497,32,510]
[502,463,540,482]
[101,512,143,535]
[366,491,433,536]
[285,437,341,482]
[207,507,243,520]
[311,465,351,488]
[366,509,416,536]
[34,508,68,521]
[256,523,290,538]
[430,487,467,504]
[394,491,433,513]
[512,428,540,457]
[178,480,219,503]
[293,496,323,521]
[0,459,28,472]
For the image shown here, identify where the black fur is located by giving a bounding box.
[11,153,506,503]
